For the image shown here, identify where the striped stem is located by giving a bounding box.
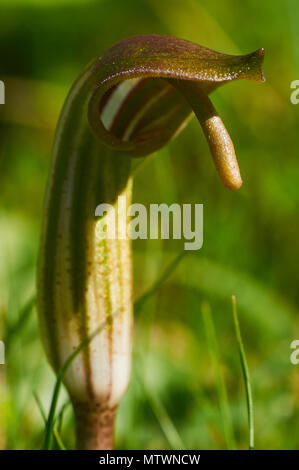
[37,35,264,449]
[38,73,134,448]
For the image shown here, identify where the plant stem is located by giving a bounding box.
[73,402,117,450]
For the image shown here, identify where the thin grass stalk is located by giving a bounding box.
[232,295,254,450]
[201,302,236,450]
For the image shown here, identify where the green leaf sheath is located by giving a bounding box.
[37,67,133,406]
[37,35,264,446]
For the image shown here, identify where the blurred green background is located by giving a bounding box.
[1,0,299,450]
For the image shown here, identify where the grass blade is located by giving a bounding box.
[53,429,67,450]
[134,250,188,314]
[136,369,185,450]
[56,401,70,435]
[6,296,36,345]
[34,392,67,450]
[232,295,254,450]
[34,391,47,422]
[201,301,236,450]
